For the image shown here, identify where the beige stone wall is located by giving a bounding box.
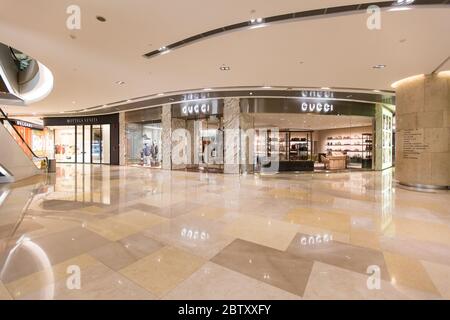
[395,74,450,187]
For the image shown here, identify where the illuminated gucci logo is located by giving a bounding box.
[300,102,334,113]
[181,104,211,116]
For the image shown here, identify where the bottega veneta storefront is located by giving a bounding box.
[43,114,120,165]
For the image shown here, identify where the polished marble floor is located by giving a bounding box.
[0,164,449,300]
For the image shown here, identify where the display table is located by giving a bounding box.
[324,155,347,170]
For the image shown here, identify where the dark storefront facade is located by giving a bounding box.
[43,114,120,165]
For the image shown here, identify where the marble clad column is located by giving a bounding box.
[118,112,127,166]
[186,120,199,169]
[395,73,450,188]
[161,104,172,170]
[240,113,255,174]
[171,118,188,170]
[223,98,241,174]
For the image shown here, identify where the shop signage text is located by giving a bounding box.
[181,104,211,116]
[66,117,99,125]
[300,102,334,113]
[301,90,334,99]
[11,120,43,130]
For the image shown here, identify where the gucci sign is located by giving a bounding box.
[301,90,334,99]
[181,103,211,116]
[300,102,334,113]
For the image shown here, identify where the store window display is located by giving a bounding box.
[126,122,162,168]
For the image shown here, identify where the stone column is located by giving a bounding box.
[118,112,127,166]
[161,104,172,170]
[223,98,241,174]
[395,73,450,189]
[171,118,188,170]
[240,113,255,174]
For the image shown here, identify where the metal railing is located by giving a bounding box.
[0,107,48,170]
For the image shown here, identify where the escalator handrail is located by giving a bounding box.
[0,107,48,167]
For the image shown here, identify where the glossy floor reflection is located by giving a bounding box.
[0,164,449,300]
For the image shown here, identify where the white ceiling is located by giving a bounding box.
[0,0,449,116]
[253,113,373,130]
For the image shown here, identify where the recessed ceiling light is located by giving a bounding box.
[249,17,266,29]
[262,86,272,89]
[249,92,254,95]
[373,64,386,69]
[203,88,212,91]
[116,81,125,85]
[396,0,414,4]
[96,16,107,22]
[220,65,231,71]
[157,93,165,96]
[159,47,171,55]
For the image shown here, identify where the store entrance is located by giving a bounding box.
[190,116,224,173]
[52,125,111,164]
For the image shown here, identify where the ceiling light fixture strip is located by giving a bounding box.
[143,1,447,59]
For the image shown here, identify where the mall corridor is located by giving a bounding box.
[0,164,449,300]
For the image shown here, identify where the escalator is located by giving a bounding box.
[0,108,47,183]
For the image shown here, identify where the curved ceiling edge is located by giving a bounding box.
[142,0,450,60]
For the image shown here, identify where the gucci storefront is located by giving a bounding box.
[43,114,120,165]
[171,100,224,173]
[160,91,394,174]
[241,97,392,173]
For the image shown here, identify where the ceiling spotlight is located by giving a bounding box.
[116,81,125,85]
[220,65,231,71]
[249,92,254,95]
[250,17,266,29]
[373,64,386,69]
[159,46,171,55]
[96,16,107,22]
